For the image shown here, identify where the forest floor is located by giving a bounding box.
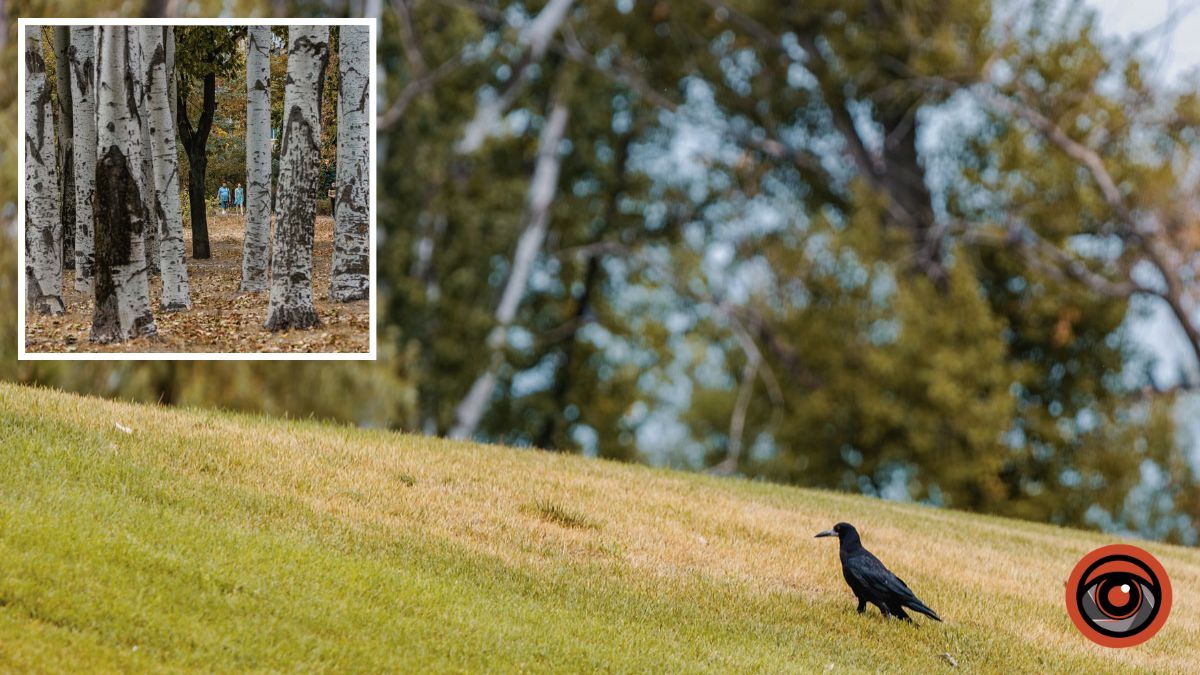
[2,383,1198,672]
[24,213,370,354]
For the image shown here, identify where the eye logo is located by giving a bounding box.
[1066,544,1172,647]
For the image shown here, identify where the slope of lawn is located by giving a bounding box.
[1,383,1198,672]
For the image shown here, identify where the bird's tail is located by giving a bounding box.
[906,599,942,622]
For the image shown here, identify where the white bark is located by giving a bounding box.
[91,26,156,343]
[141,26,189,310]
[241,25,272,293]
[265,26,328,331]
[456,0,575,154]
[331,24,370,302]
[522,0,575,58]
[132,35,160,278]
[450,101,569,439]
[24,28,64,315]
[166,27,177,149]
[70,26,96,293]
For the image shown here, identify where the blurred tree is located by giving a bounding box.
[374,0,1200,540]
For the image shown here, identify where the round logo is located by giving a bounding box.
[1065,544,1171,647]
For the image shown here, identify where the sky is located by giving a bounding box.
[1090,0,1200,82]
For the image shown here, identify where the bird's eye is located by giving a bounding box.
[1077,557,1161,637]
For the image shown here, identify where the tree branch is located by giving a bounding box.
[450,97,571,439]
[971,84,1200,370]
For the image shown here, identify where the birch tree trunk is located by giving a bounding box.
[54,27,76,272]
[331,24,369,302]
[165,27,177,134]
[69,26,96,293]
[25,28,64,315]
[241,25,271,292]
[141,26,190,310]
[132,35,160,278]
[91,26,156,343]
[265,26,328,331]
[449,100,569,439]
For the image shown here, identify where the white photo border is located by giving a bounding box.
[17,17,378,361]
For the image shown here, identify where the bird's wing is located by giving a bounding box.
[847,552,942,621]
[845,553,920,603]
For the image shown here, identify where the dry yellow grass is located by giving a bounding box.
[1,382,1198,672]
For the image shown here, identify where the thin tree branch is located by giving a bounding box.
[450,97,571,439]
[971,83,1200,370]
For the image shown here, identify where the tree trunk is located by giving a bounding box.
[165,27,176,140]
[241,25,272,293]
[69,26,96,293]
[177,72,214,259]
[91,26,156,343]
[133,35,160,278]
[141,26,190,310]
[265,26,329,331]
[331,24,370,302]
[24,28,64,315]
[450,99,569,439]
[54,27,76,272]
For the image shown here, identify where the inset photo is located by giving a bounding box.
[19,19,375,358]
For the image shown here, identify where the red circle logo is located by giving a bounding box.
[1065,544,1171,647]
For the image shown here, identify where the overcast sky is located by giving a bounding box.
[1091,0,1200,81]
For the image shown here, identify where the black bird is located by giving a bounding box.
[815,522,942,622]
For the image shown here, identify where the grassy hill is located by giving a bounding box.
[1,383,1197,672]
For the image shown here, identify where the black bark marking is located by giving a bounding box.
[356,79,369,113]
[95,144,145,269]
[92,144,153,342]
[70,39,95,96]
[146,40,166,84]
[341,62,370,113]
[25,39,46,74]
[121,30,142,128]
[28,78,53,165]
[337,179,368,216]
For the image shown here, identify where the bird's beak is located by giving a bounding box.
[814,530,836,538]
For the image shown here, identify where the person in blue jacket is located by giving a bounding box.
[218,182,231,215]
[234,183,245,215]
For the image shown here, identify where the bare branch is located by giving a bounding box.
[378,53,466,131]
[971,83,1200,369]
[450,98,570,439]
[454,0,577,154]
[709,352,759,476]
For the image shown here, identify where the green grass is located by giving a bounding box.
[1,383,1198,672]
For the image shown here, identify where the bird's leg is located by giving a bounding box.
[879,605,891,619]
[856,598,867,614]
